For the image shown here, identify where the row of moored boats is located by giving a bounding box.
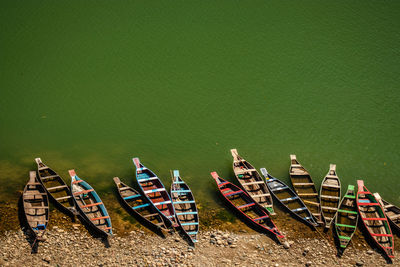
[22,152,399,260]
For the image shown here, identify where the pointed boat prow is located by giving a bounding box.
[29,171,37,183]
[210,172,219,180]
[230,148,238,158]
[357,180,364,192]
[68,169,77,178]
[329,164,336,174]
[35,158,42,164]
[173,170,180,178]
[132,157,141,169]
[113,177,121,185]
[260,168,269,177]
[290,154,297,161]
[347,184,355,191]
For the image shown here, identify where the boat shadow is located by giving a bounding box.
[113,187,168,239]
[213,190,282,245]
[75,214,112,247]
[272,197,317,232]
[357,221,393,264]
[17,195,41,253]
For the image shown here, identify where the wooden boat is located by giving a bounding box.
[357,180,394,258]
[132,158,179,228]
[374,193,400,233]
[170,170,199,244]
[23,171,49,242]
[289,155,323,225]
[35,158,77,215]
[69,170,112,236]
[260,168,318,228]
[334,185,358,249]
[113,177,169,232]
[211,171,284,239]
[320,164,341,229]
[231,149,274,215]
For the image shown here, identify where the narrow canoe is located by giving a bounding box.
[170,170,199,245]
[35,158,77,215]
[231,149,274,215]
[260,168,318,228]
[113,177,169,232]
[320,164,341,229]
[69,170,112,236]
[23,171,49,241]
[357,180,394,258]
[132,158,179,228]
[374,193,400,233]
[334,185,358,249]
[289,154,323,225]
[211,172,284,239]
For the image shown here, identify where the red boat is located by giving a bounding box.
[211,172,284,239]
[356,180,394,259]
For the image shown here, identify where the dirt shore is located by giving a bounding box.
[1,199,399,266]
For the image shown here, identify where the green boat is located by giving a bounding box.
[334,185,358,249]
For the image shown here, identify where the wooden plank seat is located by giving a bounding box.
[322,184,341,189]
[320,195,340,200]
[389,214,400,220]
[72,180,84,184]
[132,203,150,210]
[38,166,49,170]
[271,186,288,192]
[321,206,338,211]
[303,200,320,206]
[90,216,110,221]
[104,227,112,230]
[138,177,159,183]
[297,193,318,197]
[384,204,394,209]
[47,185,69,191]
[144,188,166,194]
[242,181,265,186]
[80,202,103,209]
[55,195,72,201]
[28,182,42,186]
[224,190,243,197]
[281,196,299,202]
[253,215,269,221]
[237,203,255,209]
[293,183,314,186]
[25,206,48,209]
[253,193,270,198]
[291,207,307,213]
[24,192,48,196]
[73,189,94,196]
[338,209,358,214]
[40,174,58,180]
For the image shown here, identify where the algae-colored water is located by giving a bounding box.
[1,1,399,215]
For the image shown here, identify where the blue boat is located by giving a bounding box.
[170,170,199,245]
[132,158,179,228]
[69,170,112,236]
[260,168,318,228]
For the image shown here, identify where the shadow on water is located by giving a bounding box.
[17,195,41,253]
[113,186,167,239]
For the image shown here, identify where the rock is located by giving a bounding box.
[282,241,290,249]
[303,248,309,256]
[367,250,373,255]
[42,256,51,263]
[305,261,312,267]
[356,261,364,266]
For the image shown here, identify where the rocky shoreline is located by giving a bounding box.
[1,200,399,266]
[1,226,398,267]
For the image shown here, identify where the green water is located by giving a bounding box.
[1,1,399,211]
